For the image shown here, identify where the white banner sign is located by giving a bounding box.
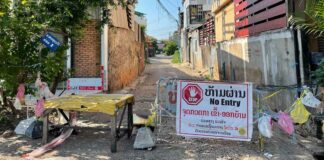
[67,78,103,91]
[176,81,253,141]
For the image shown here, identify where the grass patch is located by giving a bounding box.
[204,75,212,80]
[172,50,180,64]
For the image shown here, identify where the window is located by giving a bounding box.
[189,5,204,24]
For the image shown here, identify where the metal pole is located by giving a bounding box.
[258,94,264,152]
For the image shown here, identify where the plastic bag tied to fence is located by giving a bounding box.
[35,98,45,117]
[278,112,294,135]
[301,91,321,108]
[290,99,310,124]
[258,115,273,138]
[35,77,54,99]
[14,84,25,110]
[34,76,55,117]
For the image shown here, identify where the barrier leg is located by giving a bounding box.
[42,112,49,145]
[127,103,133,138]
[110,109,117,153]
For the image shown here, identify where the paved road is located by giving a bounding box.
[0,55,315,160]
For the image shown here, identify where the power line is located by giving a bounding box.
[165,0,179,8]
[148,26,178,32]
[163,0,178,11]
[155,0,179,25]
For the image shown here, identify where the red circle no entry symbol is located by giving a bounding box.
[182,84,203,105]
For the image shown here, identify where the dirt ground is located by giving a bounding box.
[0,55,316,160]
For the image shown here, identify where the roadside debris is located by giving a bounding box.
[1,130,14,138]
[14,117,42,139]
[134,127,156,150]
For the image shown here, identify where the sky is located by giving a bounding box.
[135,0,182,40]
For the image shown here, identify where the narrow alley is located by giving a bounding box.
[1,0,324,160]
[1,55,316,160]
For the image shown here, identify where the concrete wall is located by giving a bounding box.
[188,28,215,72]
[215,29,297,86]
[189,30,202,69]
[214,29,297,110]
[180,29,188,63]
[183,28,297,110]
[108,27,145,91]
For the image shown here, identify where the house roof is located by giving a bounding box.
[135,11,145,17]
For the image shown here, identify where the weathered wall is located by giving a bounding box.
[189,30,202,69]
[214,1,235,42]
[108,27,145,91]
[216,29,297,86]
[110,3,134,30]
[180,29,188,63]
[184,28,298,110]
[73,20,101,77]
[214,29,297,110]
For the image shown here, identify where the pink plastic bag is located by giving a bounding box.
[35,98,45,117]
[278,112,294,135]
[16,84,25,102]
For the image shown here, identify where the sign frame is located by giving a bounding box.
[176,80,253,141]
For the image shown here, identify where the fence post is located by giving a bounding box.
[258,94,264,152]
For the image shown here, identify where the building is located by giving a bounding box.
[180,0,213,63]
[179,0,324,110]
[135,11,147,26]
[67,3,145,93]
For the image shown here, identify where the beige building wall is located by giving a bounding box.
[213,0,235,42]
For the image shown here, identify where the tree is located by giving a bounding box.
[151,38,159,53]
[290,0,324,87]
[313,59,324,87]
[163,40,178,56]
[290,0,324,36]
[0,0,136,110]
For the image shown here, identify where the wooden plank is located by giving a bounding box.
[251,16,287,35]
[235,3,286,28]
[235,18,249,28]
[250,3,286,24]
[235,29,250,37]
[249,0,284,15]
[127,103,133,138]
[110,109,118,153]
[234,0,244,5]
[234,0,255,13]
[42,114,49,145]
[235,0,284,20]
[236,9,249,20]
[235,1,248,13]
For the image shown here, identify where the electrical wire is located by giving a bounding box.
[155,0,179,25]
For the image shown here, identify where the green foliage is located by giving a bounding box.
[0,0,136,96]
[204,75,212,81]
[313,59,324,87]
[290,0,324,36]
[163,40,178,56]
[0,112,10,124]
[0,1,45,96]
[172,50,181,64]
[151,38,159,52]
